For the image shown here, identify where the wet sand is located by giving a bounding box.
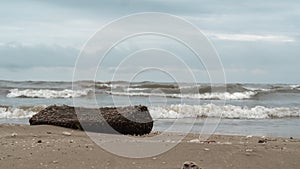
[1,124,300,169]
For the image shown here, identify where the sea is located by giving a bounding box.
[1,80,300,138]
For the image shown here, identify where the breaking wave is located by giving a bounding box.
[7,88,91,98]
[106,91,257,100]
[149,104,300,119]
[0,105,45,119]
[1,104,299,120]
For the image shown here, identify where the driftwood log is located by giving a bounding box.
[29,105,153,135]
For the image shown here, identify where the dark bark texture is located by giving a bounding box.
[29,105,153,135]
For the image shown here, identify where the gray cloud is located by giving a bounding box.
[0,42,78,69]
[0,0,299,83]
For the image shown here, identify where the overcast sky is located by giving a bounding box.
[0,0,299,83]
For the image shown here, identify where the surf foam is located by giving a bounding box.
[0,106,45,119]
[7,89,91,98]
[149,104,300,119]
[106,91,257,100]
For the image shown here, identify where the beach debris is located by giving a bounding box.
[200,140,216,144]
[11,132,17,137]
[204,148,210,151]
[62,131,71,136]
[188,139,201,143]
[219,142,232,145]
[266,138,277,141]
[182,161,201,169]
[188,139,216,143]
[29,105,153,135]
[281,147,286,151]
[246,135,253,138]
[258,139,267,143]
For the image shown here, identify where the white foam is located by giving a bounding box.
[149,104,300,119]
[0,106,45,119]
[97,84,111,87]
[7,88,91,98]
[126,88,147,92]
[106,91,257,100]
[243,87,271,92]
[290,85,300,89]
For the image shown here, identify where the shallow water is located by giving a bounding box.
[1,80,300,137]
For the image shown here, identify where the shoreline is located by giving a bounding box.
[2,117,300,139]
[1,124,300,169]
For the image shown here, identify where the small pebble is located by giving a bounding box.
[11,133,17,137]
[188,139,200,143]
[62,131,71,136]
[223,142,232,145]
[204,148,210,151]
[258,139,267,143]
[37,140,42,143]
[182,161,200,169]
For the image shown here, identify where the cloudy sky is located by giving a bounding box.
[0,0,299,83]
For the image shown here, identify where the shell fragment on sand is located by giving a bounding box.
[62,131,71,136]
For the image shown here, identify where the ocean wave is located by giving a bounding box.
[2,104,299,120]
[132,83,178,89]
[106,91,257,100]
[7,88,91,98]
[149,104,300,119]
[290,85,300,89]
[0,105,45,119]
[243,86,271,92]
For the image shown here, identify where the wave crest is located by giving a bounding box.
[149,104,300,119]
[0,105,45,119]
[106,91,257,100]
[7,89,91,98]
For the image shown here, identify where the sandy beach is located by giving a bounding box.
[1,124,300,169]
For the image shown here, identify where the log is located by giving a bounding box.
[29,105,153,135]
